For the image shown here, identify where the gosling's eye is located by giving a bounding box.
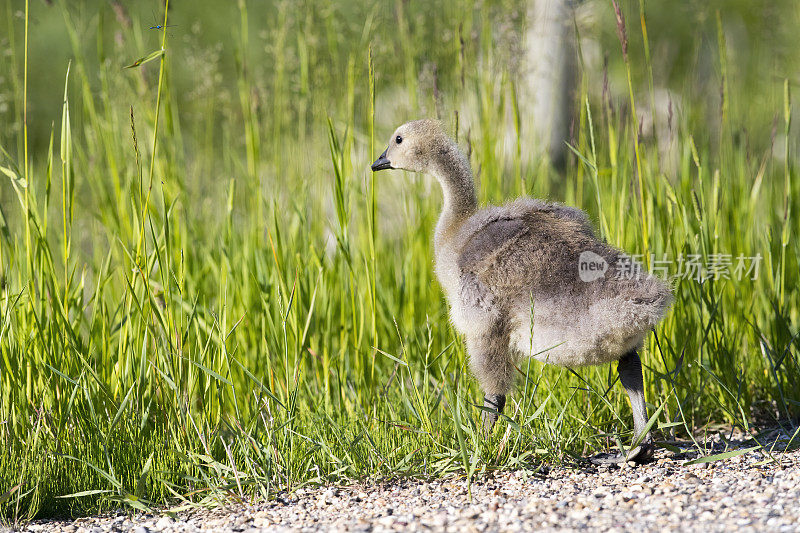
[395,135,403,144]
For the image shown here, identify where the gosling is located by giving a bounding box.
[371,119,672,463]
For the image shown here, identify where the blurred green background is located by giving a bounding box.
[3,0,798,160]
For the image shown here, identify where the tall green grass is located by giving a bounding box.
[0,0,798,521]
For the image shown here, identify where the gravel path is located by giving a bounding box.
[13,438,800,533]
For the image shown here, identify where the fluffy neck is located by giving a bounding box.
[430,141,477,248]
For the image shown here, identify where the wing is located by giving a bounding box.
[457,207,613,299]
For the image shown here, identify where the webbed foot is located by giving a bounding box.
[589,438,653,465]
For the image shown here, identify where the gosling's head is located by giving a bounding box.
[371,119,447,174]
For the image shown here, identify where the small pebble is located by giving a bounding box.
[153,516,172,530]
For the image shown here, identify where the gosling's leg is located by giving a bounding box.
[482,394,507,432]
[466,329,514,433]
[618,349,653,462]
[591,350,653,464]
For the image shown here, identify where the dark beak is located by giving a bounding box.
[371,148,392,171]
